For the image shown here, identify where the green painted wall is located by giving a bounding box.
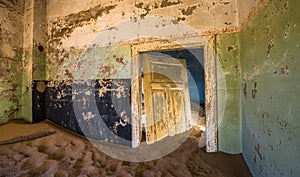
[216,33,242,153]
[47,45,131,81]
[0,1,24,123]
[240,0,300,176]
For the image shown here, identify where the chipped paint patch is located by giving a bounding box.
[274,65,289,75]
[266,39,274,57]
[36,81,46,93]
[284,22,291,39]
[227,45,237,52]
[82,111,95,120]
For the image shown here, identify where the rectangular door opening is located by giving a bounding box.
[139,48,206,145]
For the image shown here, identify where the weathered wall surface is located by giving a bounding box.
[43,0,243,147]
[237,0,267,28]
[0,0,24,123]
[45,0,241,80]
[240,0,300,176]
[216,33,241,153]
[21,0,47,122]
[29,0,264,149]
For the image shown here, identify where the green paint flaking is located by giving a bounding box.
[49,45,131,81]
[0,50,23,122]
[48,4,118,80]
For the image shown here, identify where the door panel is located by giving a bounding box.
[142,53,191,144]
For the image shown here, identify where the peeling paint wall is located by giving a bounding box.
[34,44,133,145]
[0,0,271,154]
[0,0,24,123]
[216,33,241,153]
[43,0,243,146]
[46,0,240,52]
[240,0,300,176]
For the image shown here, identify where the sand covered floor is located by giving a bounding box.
[0,120,252,177]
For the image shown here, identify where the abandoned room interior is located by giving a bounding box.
[0,0,299,176]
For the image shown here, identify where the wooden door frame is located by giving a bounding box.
[130,36,217,152]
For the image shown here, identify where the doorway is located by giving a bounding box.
[139,49,205,145]
[131,37,217,152]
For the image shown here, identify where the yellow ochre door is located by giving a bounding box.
[142,53,192,144]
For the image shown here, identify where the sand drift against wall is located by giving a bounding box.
[0,120,251,177]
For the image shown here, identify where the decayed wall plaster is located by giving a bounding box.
[0,0,267,153]
[0,0,24,123]
[45,0,244,82]
[43,0,262,150]
[43,0,244,148]
[237,0,267,28]
[240,0,300,176]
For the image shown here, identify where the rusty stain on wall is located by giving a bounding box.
[242,81,247,98]
[251,81,257,99]
[254,144,263,161]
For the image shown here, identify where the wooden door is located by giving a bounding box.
[142,53,192,144]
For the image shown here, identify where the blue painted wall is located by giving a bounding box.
[33,79,132,146]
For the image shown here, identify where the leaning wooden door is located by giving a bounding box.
[142,53,192,144]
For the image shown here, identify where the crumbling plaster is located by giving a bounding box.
[47,0,238,53]
[44,0,264,153]
[0,0,267,154]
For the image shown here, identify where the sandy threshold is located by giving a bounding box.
[0,120,252,177]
